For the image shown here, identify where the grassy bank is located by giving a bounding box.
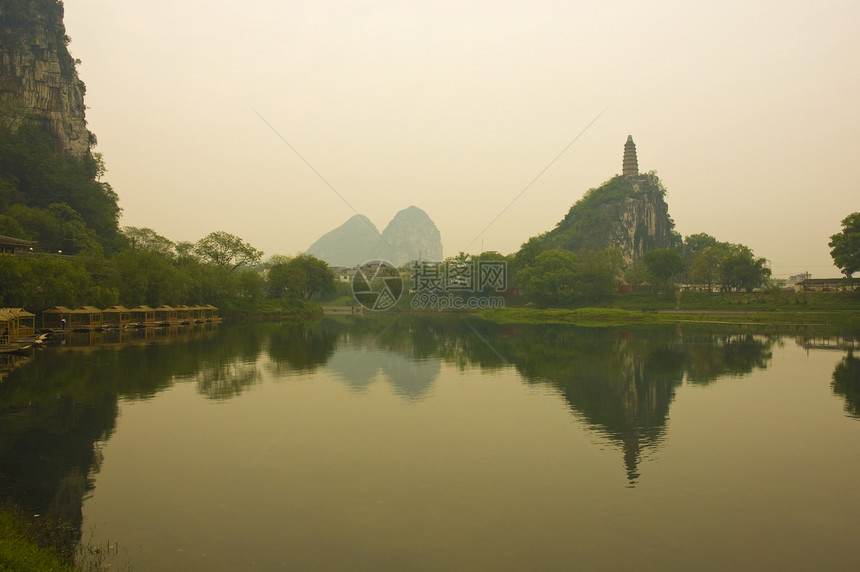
[476,306,860,329]
[217,298,323,322]
[0,511,75,572]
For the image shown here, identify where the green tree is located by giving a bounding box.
[517,249,581,306]
[122,226,176,257]
[829,212,860,279]
[194,231,263,271]
[719,245,771,291]
[111,250,188,306]
[644,248,685,293]
[267,254,335,300]
[689,245,726,289]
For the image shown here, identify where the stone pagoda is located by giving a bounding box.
[622,135,639,176]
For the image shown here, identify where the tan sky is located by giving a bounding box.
[63,0,859,278]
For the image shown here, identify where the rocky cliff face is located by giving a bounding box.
[379,206,443,266]
[606,179,677,266]
[306,206,443,267]
[0,0,90,156]
[544,173,679,267]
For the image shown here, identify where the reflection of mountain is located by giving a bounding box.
[832,353,860,419]
[308,319,778,486]
[327,347,440,401]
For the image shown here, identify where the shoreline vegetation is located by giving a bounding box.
[475,291,860,328]
[320,291,860,331]
[474,306,860,329]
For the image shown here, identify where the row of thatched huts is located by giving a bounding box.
[42,304,221,331]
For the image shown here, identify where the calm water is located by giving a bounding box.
[1,318,859,571]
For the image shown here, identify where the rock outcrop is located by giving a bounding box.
[379,206,443,266]
[543,172,678,267]
[537,137,679,268]
[306,206,443,267]
[0,0,90,156]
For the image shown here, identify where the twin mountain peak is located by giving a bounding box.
[305,206,443,267]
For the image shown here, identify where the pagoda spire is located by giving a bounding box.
[622,135,639,176]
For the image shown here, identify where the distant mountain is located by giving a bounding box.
[380,206,443,265]
[305,215,382,267]
[306,207,443,267]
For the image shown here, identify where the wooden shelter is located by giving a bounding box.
[0,234,36,255]
[174,305,193,324]
[41,306,73,330]
[102,305,132,328]
[0,308,35,344]
[70,306,104,331]
[155,305,179,326]
[203,304,220,322]
[189,305,206,323]
[130,305,157,327]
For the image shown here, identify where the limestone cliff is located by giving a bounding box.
[0,0,91,156]
[542,172,680,267]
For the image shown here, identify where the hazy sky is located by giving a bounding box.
[63,0,859,278]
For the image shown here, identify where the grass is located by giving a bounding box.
[0,511,75,572]
[0,509,132,572]
[476,306,860,329]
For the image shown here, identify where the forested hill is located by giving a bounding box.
[0,0,121,254]
[524,172,680,267]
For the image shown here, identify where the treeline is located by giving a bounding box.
[0,229,337,312]
[0,123,335,312]
[504,234,772,308]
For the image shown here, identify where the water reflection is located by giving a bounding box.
[327,348,441,401]
[1,318,857,561]
[832,353,860,419]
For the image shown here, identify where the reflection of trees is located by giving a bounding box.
[684,332,774,384]
[0,323,265,561]
[832,353,860,419]
[0,365,119,560]
[265,321,339,375]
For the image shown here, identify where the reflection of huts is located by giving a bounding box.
[155,305,179,326]
[70,306,104,331]
[130,305,157,327]
[0,308,35,344]
[103,305,132,328]
[41,306,74,330]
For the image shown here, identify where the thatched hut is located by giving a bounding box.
[41,306,73,330]
[203,304,220,322]
[154,305,179,326]
[130,305,157,327]
[103,305,132,329]
[0,308,35,343]
[70,306,104,331]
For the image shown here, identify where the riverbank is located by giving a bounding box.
[217,298,323,322]
[475,306,860,329]
[0,510,75,571]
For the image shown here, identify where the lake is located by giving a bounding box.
[1,318,859,571]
